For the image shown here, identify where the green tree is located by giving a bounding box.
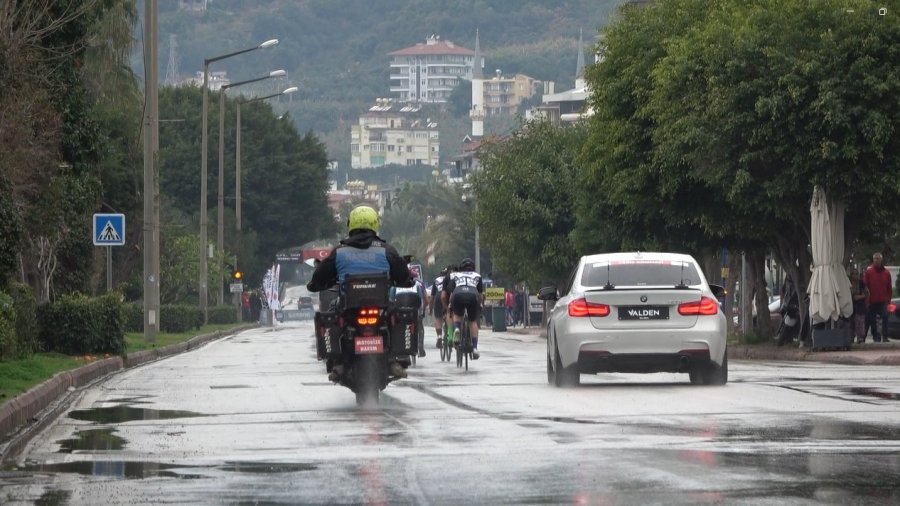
[472,120,591,287]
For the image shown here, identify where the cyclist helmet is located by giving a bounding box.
[459,258,475,271]
[347,205,379,234]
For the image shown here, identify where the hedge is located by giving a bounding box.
[0,291,15,360]
[208,305,238,325]
[6,283,38,357]
[159,305,203,333]
[37,293,125,355]
[122,302,142,332]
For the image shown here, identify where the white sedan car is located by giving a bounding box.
[538,252,728,387]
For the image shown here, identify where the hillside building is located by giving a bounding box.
[483,71,541,116]
[388,35,476,104]
[350,100,440,169]
[532,29,592,124]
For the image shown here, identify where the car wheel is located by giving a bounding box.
[552,339,580,388]
[705,353,728,385]
[546,331,555,385]
[692,352,728,386]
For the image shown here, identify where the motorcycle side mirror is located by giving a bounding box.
[709,284,725,298]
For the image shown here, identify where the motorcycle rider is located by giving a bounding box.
[442,258,484,359]
[307,205,413,380]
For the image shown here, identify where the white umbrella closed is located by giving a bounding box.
[807,186,853,323]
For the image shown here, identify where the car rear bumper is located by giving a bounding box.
[555,316,727,371]
[577,349,710,374]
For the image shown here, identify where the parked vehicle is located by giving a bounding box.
[886,297,900,339]
[538,252,728,387]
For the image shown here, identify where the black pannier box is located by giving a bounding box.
[314,311,342,360]
[343,274,390,308]
[390,307,418,356]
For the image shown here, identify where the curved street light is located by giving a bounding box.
[200,38,278,322]
[216,69,287,305]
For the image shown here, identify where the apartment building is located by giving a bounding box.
[388,35,476,104]
[350,100,440,169]
[483,72,541,116]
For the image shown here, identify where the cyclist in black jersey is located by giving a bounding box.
[430,265,451,348]
[441,258,484,359]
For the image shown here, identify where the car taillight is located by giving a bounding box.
[568,298,610,317]
[890,303,897,314]
[357,308,379,325]
[678,296,719,316]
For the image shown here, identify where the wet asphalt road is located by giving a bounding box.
[2,322,900,505]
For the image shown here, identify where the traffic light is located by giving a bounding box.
[233,270,243,281]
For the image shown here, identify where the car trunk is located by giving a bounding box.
[583,288,704,330]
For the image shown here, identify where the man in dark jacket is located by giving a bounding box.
[307,205,413,380]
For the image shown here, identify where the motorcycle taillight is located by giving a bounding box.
[357,307,379,326]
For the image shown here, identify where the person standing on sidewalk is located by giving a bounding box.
[864,252,892,343]
[848,269,869,344]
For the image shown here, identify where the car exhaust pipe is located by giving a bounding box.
[679,355,690,370]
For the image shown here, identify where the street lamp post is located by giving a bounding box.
[217,69,286,306]
[235,86,298,234]
[201,38,278,322]
[461,192,481,272]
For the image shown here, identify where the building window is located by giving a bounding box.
[351,143,359,152]
[406,146,413,153]
[388,145,395,152]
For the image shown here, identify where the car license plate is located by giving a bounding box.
[355,336,383,354]
[618,306,669,320]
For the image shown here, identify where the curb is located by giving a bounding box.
[0,324,256,460]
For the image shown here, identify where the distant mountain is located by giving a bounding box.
[136,0,624,171]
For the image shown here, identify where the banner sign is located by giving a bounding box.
[484,287,505,301]
[303,248,332,262]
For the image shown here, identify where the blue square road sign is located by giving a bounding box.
[93,213,125,246]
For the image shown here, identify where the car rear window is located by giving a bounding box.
[581,260,702,288]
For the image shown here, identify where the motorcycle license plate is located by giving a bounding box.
[355,336,383,354]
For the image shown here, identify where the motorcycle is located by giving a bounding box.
[314,273,419,405]
[775,294,800,346]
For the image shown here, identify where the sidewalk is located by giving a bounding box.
[504,326,900,366]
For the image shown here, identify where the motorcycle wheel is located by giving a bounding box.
[353,356,381,407]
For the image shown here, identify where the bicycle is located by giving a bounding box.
[440,319,452,362]
[455,309,474,371]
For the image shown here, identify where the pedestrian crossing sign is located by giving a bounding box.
[93,213,125,246]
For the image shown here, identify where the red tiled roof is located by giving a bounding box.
[388,40,474,57]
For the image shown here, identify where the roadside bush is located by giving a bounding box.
[208,305,238,324]
[159,305,202,333]
[122,302,143,332]
[6,283,37,357]
[37,293,125,355]
[0,291,16,360]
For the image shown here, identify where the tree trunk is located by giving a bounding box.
[750,250,772,338]
[723,250,741,335]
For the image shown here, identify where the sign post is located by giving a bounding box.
[93,213,126,292]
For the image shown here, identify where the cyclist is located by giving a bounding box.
[307,205,413,380]
[392,263,428,358]
[430,265,451,349]
[441,258,484,359]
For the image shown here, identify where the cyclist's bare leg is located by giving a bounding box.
[469,319,480,359]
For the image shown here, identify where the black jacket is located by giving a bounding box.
[306,230,413,292]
